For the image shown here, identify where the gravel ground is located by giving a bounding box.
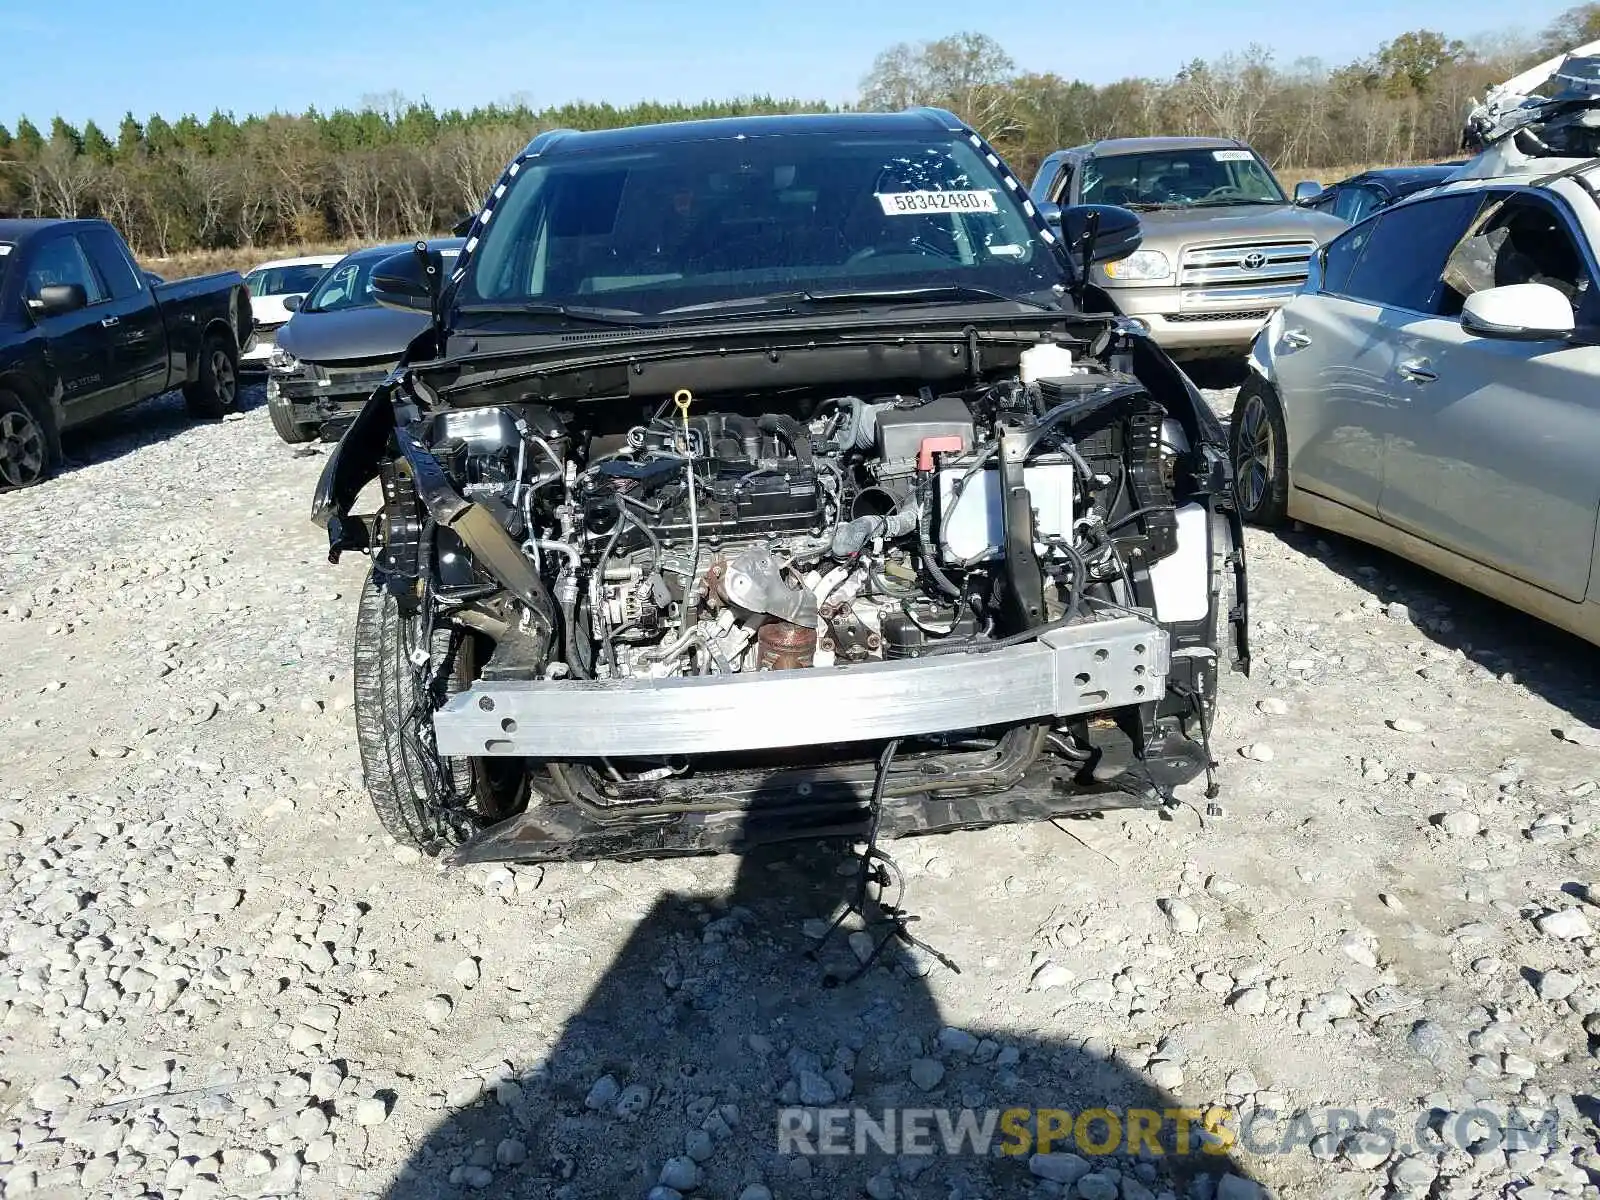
[1,384,1598,1200]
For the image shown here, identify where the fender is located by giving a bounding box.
[311,381,397,558]
[1247,309,1282,385]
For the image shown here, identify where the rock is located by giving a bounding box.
[1344,1130,1390,1169]
[1536,970,1580,1002]
[1071,978,1115,1004]
[294,1104,331,1142]
[847,930,876,963]
[453,957,480,988]
[1029,1153,1091,1184]
[937,1027,980,1056]
[1338,931,1377,968]
[496,1138,527,1166]
[585,1075,621,1111]
[1031,962,1074,991]
[353,1097,389,1126]
[1148,1059,1184,1090]
[1434,810,1480,837]
[738,1188,773,1200]
[615,1083,651,1120]
[455,1165,493,1188]
[308,1062,345,1100]
[1256,697,1288,715]
[658,1156,700,1192]
[1390,1154,1437,1190]
[1216,1176,1264,1200]
[423,994,453,1026]
[683,1129,713,1163]
[1239,743,1274,762]
[1160,898,1201,934]
[866,1168,896,1200]
[1536,908,1593,939]
[1388,717,1427,734]
[1075,1173,1118,1200]
[908,1059,945,1092]
[1407,1020,1451,1065]
[30,1077,76,1111]
[796,1071,835,1106]
[1229,987,1269,1016]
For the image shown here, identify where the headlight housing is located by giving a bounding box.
[1103,250,1172,281]
[268,346,300,373]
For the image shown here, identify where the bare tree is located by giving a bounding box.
[860,32,1021,141]
[26,142,96,217]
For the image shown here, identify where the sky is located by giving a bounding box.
[0,0,1575,129]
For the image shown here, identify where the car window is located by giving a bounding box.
[1334,185,1384,224]
[305,259,376,312]
[247,263,333,297]
[1045,162,1074,205]
[80,226,145,300]
[1305,188,1340,214]
[1080,148,1285,209]
[24,235,105,308]
[1030,154,1063,198]
[1442,191,1594,313]
[1318,220,1374,295]
[1340,193,1486,313]
[464,134,1055,315]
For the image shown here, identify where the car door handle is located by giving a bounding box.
[1397,358,1437,383]
[1282,328,1312,349]
[100,315,119,328]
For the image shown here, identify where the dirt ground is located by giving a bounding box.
[0,383,1596,1200]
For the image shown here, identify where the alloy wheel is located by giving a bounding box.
[0,409,46,489]
[212,349,237,406]
[1235,393,1276,514]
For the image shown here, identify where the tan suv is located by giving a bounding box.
[1033,137,1345,359]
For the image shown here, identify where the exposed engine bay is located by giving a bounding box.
[408,353,1190,688]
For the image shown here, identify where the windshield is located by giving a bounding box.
[307,250,458,312]
[1081,148,1286,209]
[459,131,1063,319]
[245,263,332,298]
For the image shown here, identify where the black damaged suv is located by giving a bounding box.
[312,110,1249,862]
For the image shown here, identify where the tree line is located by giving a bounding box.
[2,5,1596,257]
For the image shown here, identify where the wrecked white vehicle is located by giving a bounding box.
[310,111,1249,863]
[1460,39,1600,176]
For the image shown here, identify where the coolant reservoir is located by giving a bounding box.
[1019,343,1076,383]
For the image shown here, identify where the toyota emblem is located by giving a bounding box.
[1240,251,1267,271]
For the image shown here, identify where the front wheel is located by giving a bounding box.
[352,572,525,853]
[267,383,314,444]
[183,332,240,419]
[1229,378,1289,526]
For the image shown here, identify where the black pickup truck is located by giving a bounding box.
[0,218,252,490]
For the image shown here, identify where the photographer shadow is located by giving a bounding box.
[381,780,1265,1200]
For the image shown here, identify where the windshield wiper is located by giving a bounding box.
[453,301,645,325]
[800,283,1053,309]
[1187,198,1287,208]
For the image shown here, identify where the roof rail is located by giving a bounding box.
[906,106,967,131]
[524,128,577,158]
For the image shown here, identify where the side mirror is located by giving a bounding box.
[1293,180,1323,204]
[1036,201,1063,228]
[1460,282,1574,341]
[451,212,477,237]
[282,293,304,313]
[371,249,437,313]
[33,283,88,317]
[1060,204,1141,264]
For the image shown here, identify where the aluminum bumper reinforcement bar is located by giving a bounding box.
[433,616,1168,759]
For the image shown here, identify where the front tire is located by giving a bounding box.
[1229,377,1289,526]
[0,388,59,492]
[352,571,524,854]
[183,332,240,419]
[267,383,314,444]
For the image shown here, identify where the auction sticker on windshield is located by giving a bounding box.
[1212,150,1255,162]
[878,190,998,215]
